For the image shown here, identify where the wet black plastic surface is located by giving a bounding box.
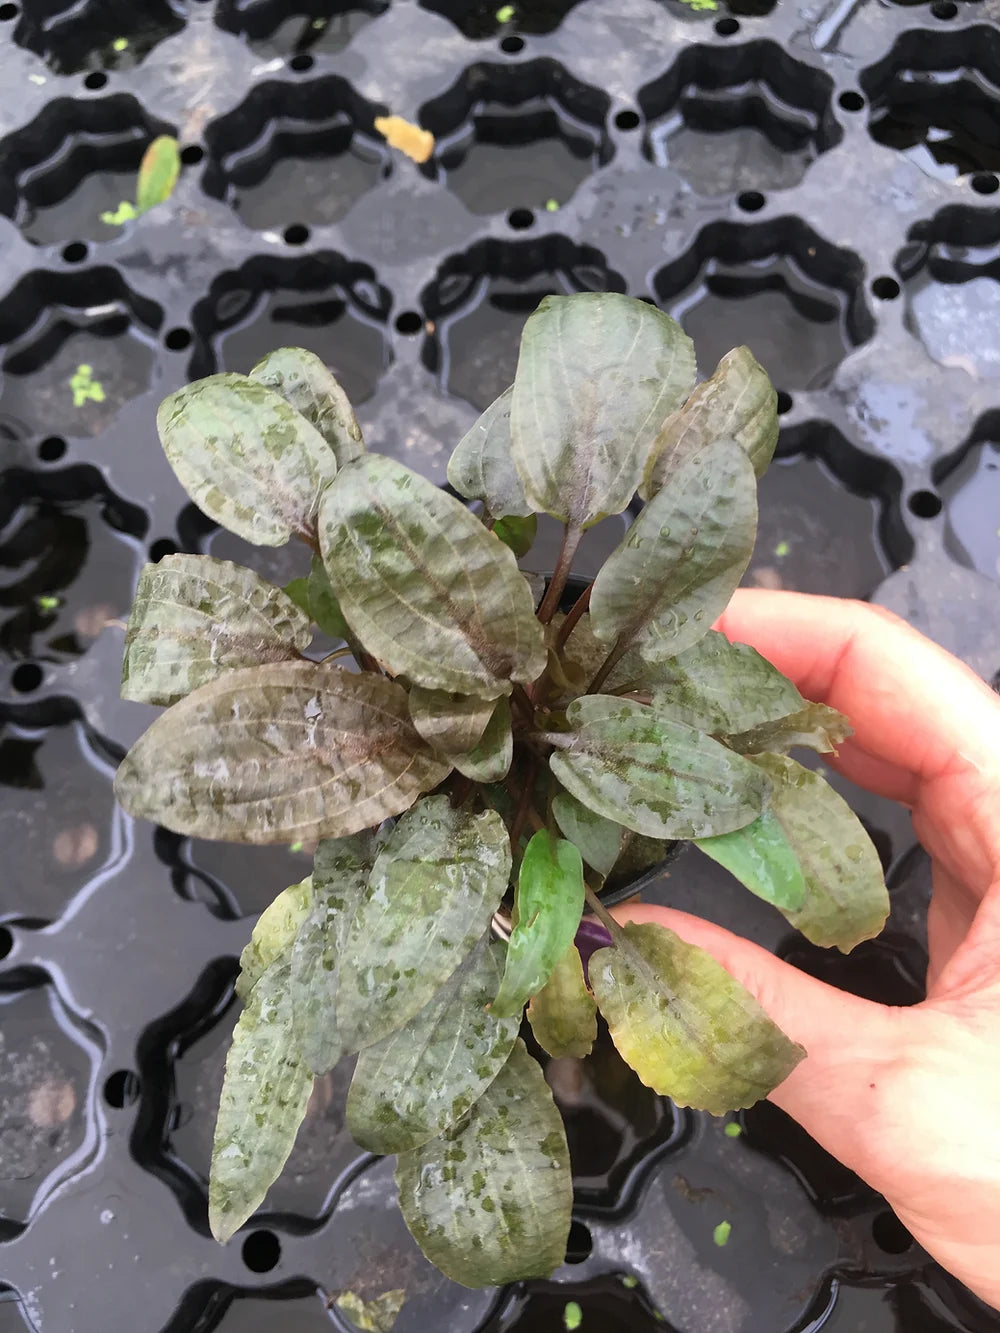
[1,1,1000,1330]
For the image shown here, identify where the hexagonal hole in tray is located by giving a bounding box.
[639,40,839,197]
[0,95,174,247]
[861,26,1000,184]
[0,975,98,1229]
[0,465,144,676]
[935,430,1000,583]
[653,217,873,391]
[0,268,163,440]
[0,717,121,924]
[744,422,910,599]
[420,58,612,217]
[10,0,185,76]
[202,74,390,232]
[216,0,390,58]
[190,252,392,406]
[419,0,586,41]
[896,205,1000,381]
[420,235,625,410]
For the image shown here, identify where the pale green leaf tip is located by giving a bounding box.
[713,1220,732,1247]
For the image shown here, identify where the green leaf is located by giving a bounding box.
[157,374,337,546]
[564,1302,583,1331]
[408,686,495,756]
[589,437,757,663]
[590,922,804,1113]
[713,1220,732,1248]
[551,696,769,840]
[209,961,313,1243]
[446,386,532,518]
[236,875,313,1002]
[726,703,853,755]
[319,455,546,696]
[347,938,520,1154]
[288,832,377,1074]
[641,346,778,498]
[114,662,450,843]
[493,512,537,559]
[334,1290,406,1333]
[136,135,180,213]
[552,790,625,877]
[492,831,585,1017]
[748,754,889,950]
[395,1041,572,1287]
[249,347,365,466]
[451,696,513,782]
[646,631,804,735]
[121,554,312,706]
[527,944,597,1059]
[695,809,806,911]
[336,797,512,1051]
[306,554,350,639]
[282,575,311,616]
[510,293,696,529]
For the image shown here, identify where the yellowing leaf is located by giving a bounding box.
[527,944,597,1059]
[136,135,181,214]
[375,115,435,164]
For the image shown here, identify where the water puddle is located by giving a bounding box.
[660,253,861,391]
[866,64,1000,182]
[906,270,1000,381]
[424,241,624,410]
[193,259,391,406]
[0,301,160,439]
[218,0,390,58]
[419,0,585,39]
[0,472,144,666]
[0,984,95,1224]
[484,1273,670,1332]
[938,438,1000,581]
[0,720,118,923]
[747,453,895,599]
[541,1024,680,1212]
[167,989,360,1218]
[424,64,610,216]
[2,98,172,247]
[641,46,836,196]
[12,2,184,76]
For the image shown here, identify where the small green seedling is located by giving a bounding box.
[114,294,889,1295]
[101,135,180,226]
[496,4,516,20]
[112,36,128,52]
[564,1301,583,1331]
[70,364,105,408]
[774,539,790,558]
[680,0,718,9]
[545,198,560,212]
[724,1121,742,1138]
[36,595,61,613]
[713,1220,733,1247]
[621,1275,639,1290]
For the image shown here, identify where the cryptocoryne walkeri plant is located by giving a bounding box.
[114,292,889,1290]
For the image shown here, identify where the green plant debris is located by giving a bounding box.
[724,1121,742,1138]
[774,540,790,558]
[333,1289,406,1332]
[496,4,516,20]
[312,16,326,27]
[136,136,181,214]
[36,595,61,613]
[563,1301,583,1331]
[545,198,560,212]
[680,0,718,9]
[101,200,139,226]
[713,1220,732,1247]
[112,36,128,51]
[620,1275,639,1289]
[70,365,105,408]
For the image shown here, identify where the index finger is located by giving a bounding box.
[716,590,1000,798]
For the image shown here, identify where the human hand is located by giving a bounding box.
[616,591,1000,1311]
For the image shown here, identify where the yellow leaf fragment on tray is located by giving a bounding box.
[374,115,435,164]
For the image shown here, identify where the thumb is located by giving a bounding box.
[612,902,904,1184]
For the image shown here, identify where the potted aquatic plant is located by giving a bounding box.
[114,292,888,1290]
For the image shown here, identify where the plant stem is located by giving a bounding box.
[511,683,536,727]
[588,636,628,694]
[554,582,592,652]
[583,884,623,939]
[508,756,542,855]
[320,646,355,664]
[536,523,583,625]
